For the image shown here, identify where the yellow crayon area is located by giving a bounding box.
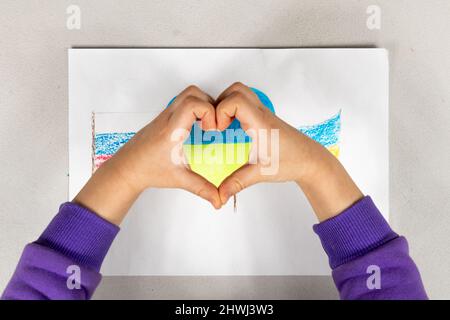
[183,143,252,187]
[184,142,339,187]
[327,145,340,158]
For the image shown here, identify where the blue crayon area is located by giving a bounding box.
[95,132,135,155]
[298,111,341,148]
[252,88,275,114]
[94,97,340,156]
[166,88,275,145]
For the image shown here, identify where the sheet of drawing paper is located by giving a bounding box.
[69,49,389,275]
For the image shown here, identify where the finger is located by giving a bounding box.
[215,91,262,131]
[171,96,217,132]
[216,82,252,104]
[169,85,214,111]
[218,164,262,205]
[179,170,222,209]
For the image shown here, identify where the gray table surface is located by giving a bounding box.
[0,0,449,299]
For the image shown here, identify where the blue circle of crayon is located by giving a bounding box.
[166,87,275,145]
[166,87,274,114]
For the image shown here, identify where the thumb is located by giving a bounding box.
[218,164,262,205]
[179,170,222,209]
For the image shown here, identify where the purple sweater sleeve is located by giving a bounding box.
[314,196,427,300]
[2,197,427,300]
[1,202,119,300]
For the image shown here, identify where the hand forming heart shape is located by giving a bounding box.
[168,87,275,188]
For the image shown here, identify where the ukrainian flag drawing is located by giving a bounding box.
[298,111,341,158]
[182,88,275,187]
[93,89,341,187]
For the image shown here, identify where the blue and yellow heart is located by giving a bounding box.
[93,89,341,187]
[180,88,274,187]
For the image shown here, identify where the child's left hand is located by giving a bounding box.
[74,85,221,225]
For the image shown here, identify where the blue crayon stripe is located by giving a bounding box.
[93,111,341,156]
[298,111,341,147]
[94,90,340,156]
[95,132,135,155]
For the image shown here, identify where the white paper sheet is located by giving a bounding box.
[69,48,389,275]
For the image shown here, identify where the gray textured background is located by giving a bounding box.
[0,0,448,299]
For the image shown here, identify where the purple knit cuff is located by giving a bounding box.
[36,202,120,272]
[313,196,398,269]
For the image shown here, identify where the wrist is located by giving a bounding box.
[295,151,363,222]
[292,134,330,185]
[74,158,142,225]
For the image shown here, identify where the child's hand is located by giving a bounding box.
[215,82,319,202]
[216,82,363,221]
[111,85,221,207]
[74,85,221,225]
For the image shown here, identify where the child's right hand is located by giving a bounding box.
[216,82,364,222]
[215,82,325,202]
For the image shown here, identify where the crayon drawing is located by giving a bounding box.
[92,110,342,184]
[70,48,388,275]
